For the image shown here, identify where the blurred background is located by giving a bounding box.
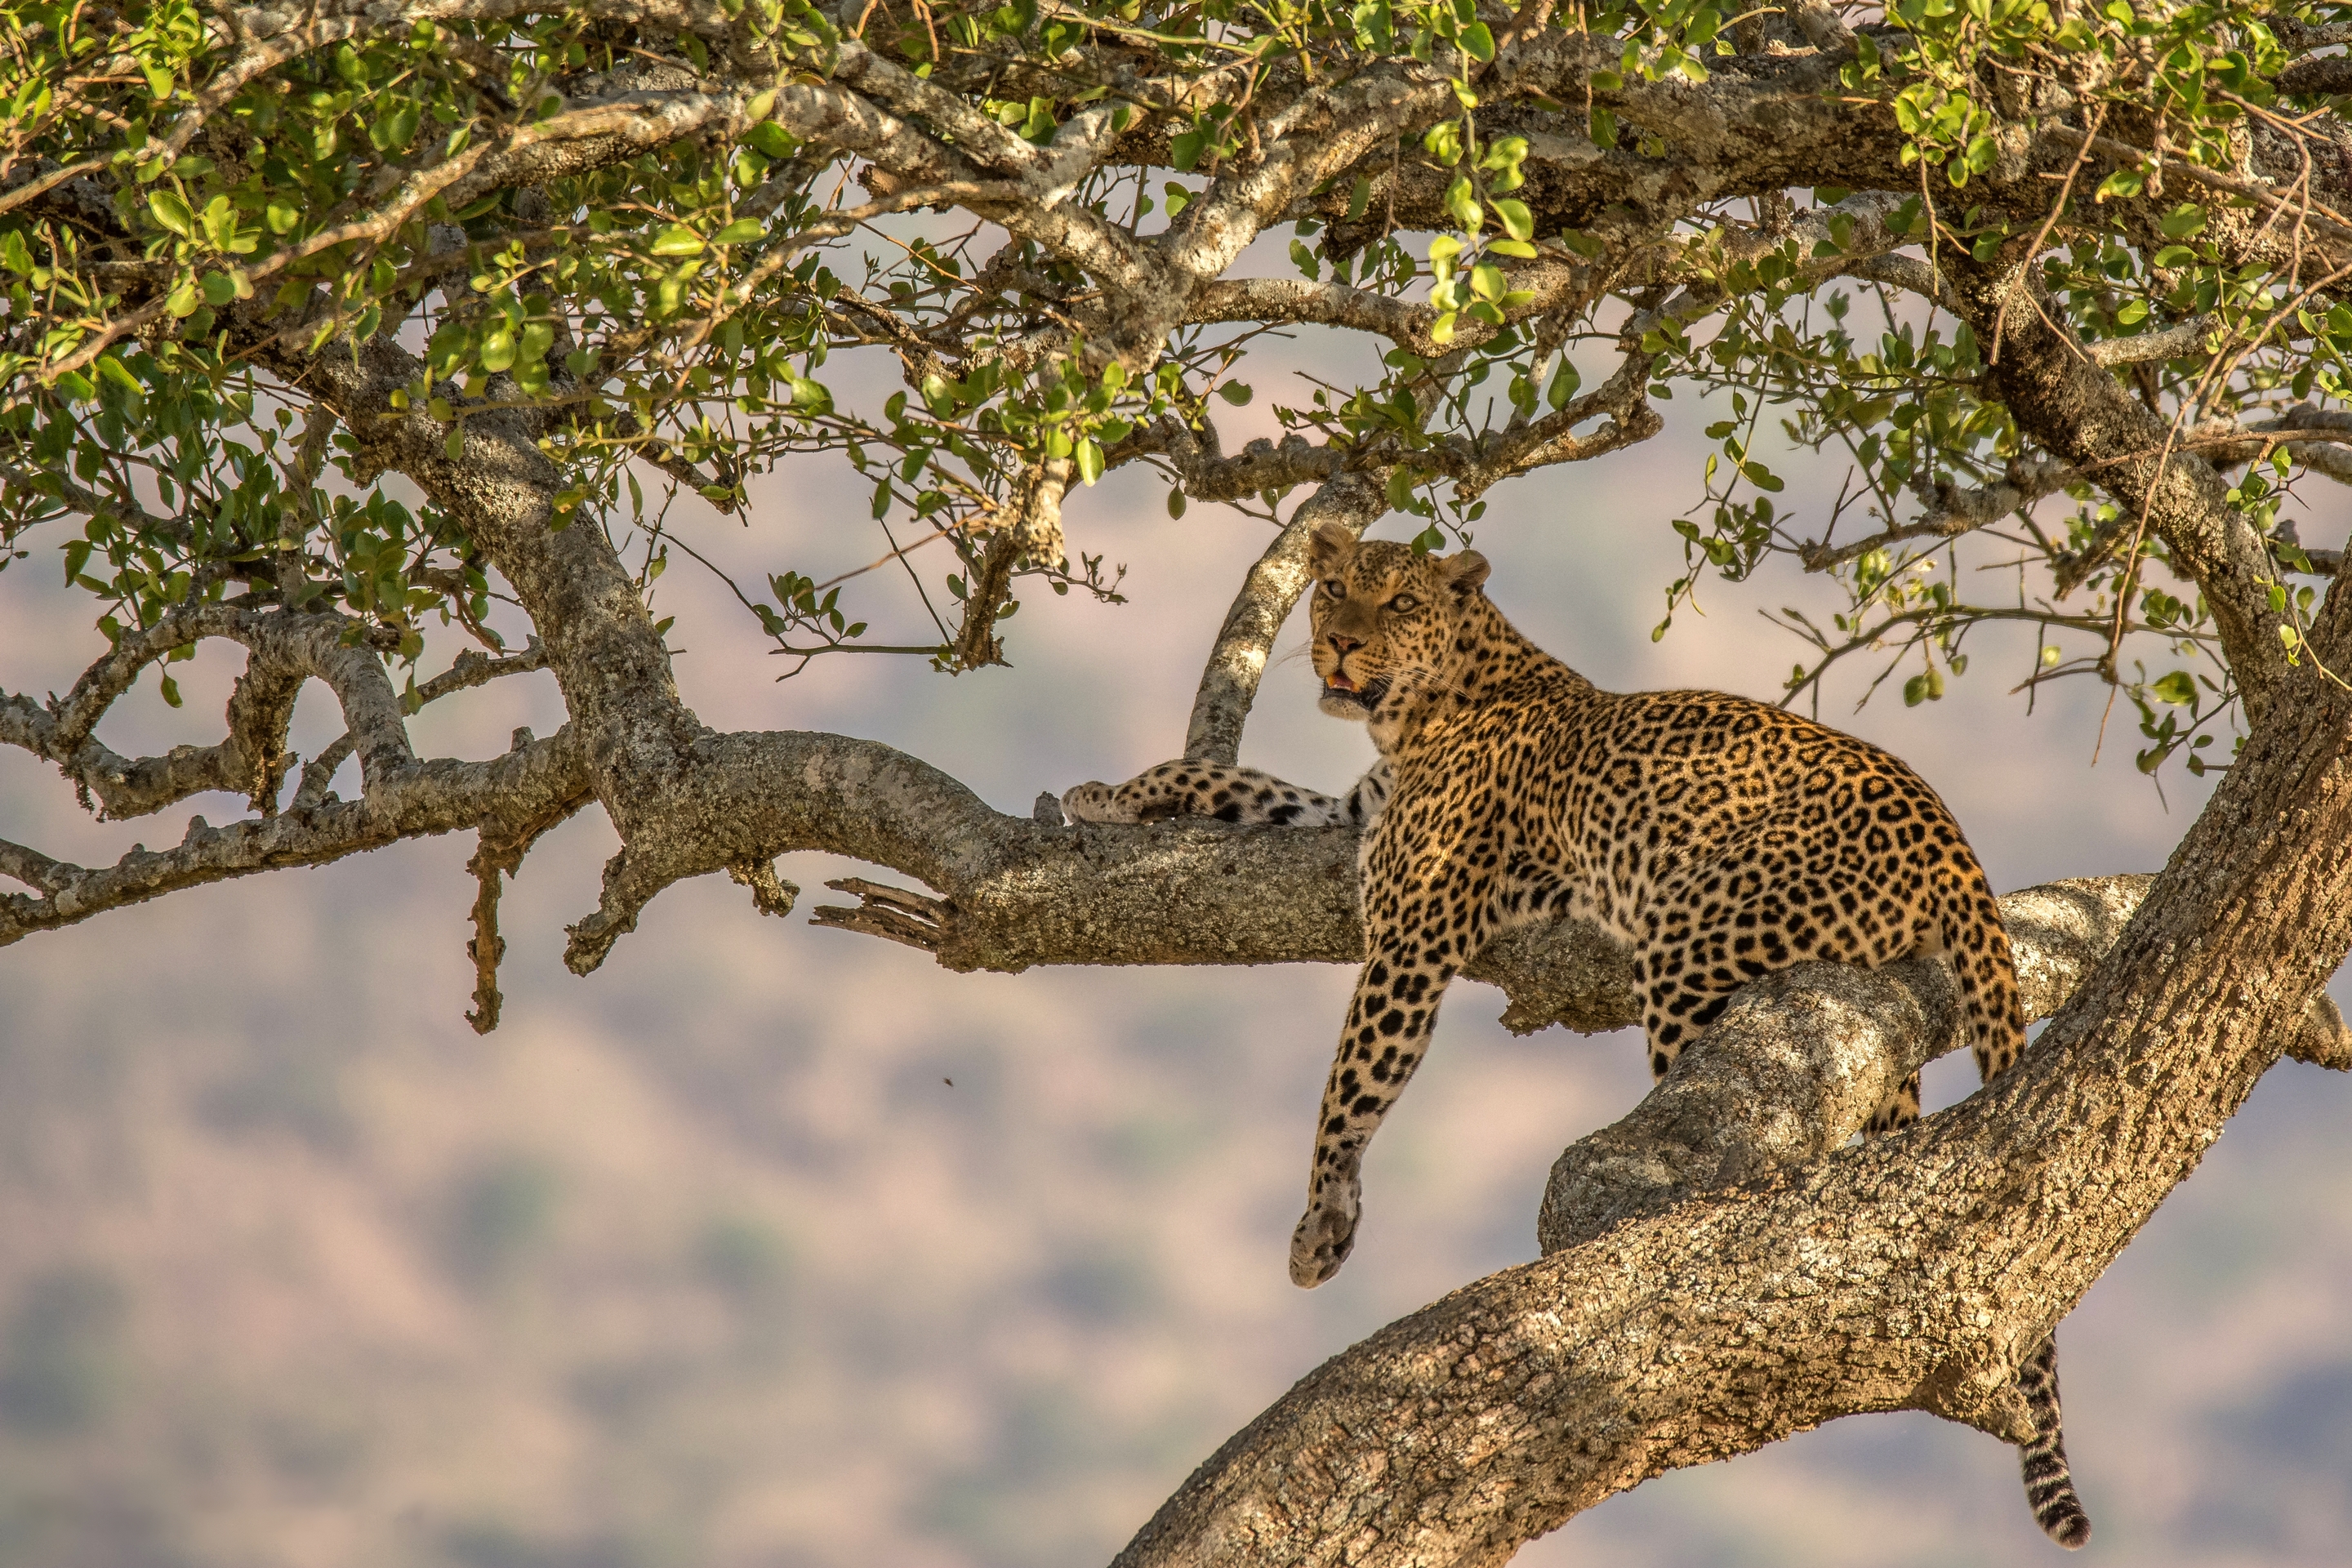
[2,310,2349,1568]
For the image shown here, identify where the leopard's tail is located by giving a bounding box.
[1938,880,2089,1547]
[1937,877,2029,1082]
[2017,1334,2092,1549]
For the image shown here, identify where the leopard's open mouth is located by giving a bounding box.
[1322,675,1390,710]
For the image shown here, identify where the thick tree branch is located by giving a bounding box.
[1538,875,2152,1252]
[1948,253,2299,721]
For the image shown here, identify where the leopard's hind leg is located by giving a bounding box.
[1062,759,1390,826]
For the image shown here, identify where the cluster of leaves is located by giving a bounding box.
[1614,0,2352,778]
[7,0,2352,767]
[1648,225,2254,778]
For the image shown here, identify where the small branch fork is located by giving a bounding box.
[2,609,588,1004]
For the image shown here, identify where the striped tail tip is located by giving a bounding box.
[2017,1334,2091,1549]
[2027,1471,2091,1550]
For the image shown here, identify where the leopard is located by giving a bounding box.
[1060,523,2092,1549]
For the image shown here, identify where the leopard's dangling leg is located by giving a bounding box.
[1290,936,1465,1285]
[1290,810,1486,1287]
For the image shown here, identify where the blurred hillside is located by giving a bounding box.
[2,323,2350,1568]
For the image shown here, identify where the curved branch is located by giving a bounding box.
[2,725,590,947]
[1181,471,1393,767]
[2,604,420,817]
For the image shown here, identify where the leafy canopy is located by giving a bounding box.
[3,0,2349,775]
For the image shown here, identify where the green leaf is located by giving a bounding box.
[1491,198,1533,242]
[2094,168,2145,203]
[2159,203,2207,239]
[369,101,420,154]
[1545,357,1581,409]
[94,355,143,398]
[147,189,194,238]
[1444,173,1481,231]
[2149,670,2198,706]
[1459,21,1494,59]
[745,122,796,158]
[479,328,516,372]
[1076,437,1104,485]
[1216,381,1253,405]
[713,218,766,245]
[650,225,706,257]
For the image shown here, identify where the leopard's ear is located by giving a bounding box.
[1438,549,1490,596]
[1308,521,1357,572]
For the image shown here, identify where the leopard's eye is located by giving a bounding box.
[1387,594,1419,613]
[1322,578,1348,600]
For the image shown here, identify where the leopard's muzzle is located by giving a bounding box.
[1321,675,1391,714]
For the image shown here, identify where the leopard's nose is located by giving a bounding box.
[1328,633,1361,655]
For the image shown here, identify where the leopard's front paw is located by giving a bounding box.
[1289,1202,1359,1288]
[1060,781,1136,824]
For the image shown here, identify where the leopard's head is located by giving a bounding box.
[1305,523,1490,737]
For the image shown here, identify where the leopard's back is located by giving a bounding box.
[1396,675,2027,1085]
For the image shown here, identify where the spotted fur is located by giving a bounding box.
[1062,758,1391,827]
[1064,525,2090,1548]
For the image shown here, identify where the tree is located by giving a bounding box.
[6,0,2352,1561]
